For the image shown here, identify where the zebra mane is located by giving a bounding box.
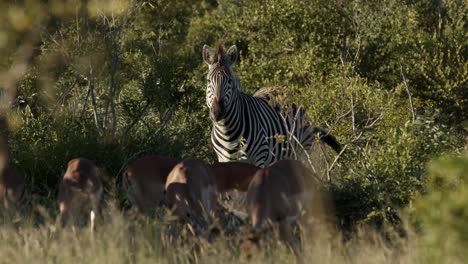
[215,44,237,67]
[216,45,225,64]
[211,44,241,91]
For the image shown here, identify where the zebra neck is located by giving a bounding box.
[213,92,244,130]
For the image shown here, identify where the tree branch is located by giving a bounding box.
[80,87,91,119]
[121,100,151,143]
[399,63,416,124]
[350,93,356,135]
[152,102,177,143]
[109,52,118,138]
[89,65,102,136]
[45,79,78,124]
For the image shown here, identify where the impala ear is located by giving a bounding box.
[203,45,216,65]
[226,45,238,65]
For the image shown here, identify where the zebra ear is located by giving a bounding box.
[203,45,216,65]
[226,45,238,65]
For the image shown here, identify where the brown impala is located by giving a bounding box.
[58,158,103,229]
[0,163,25,209]
[209,161,259,193]
[122,155,180,214]
[165,158,218,231]
[246,159,331,256]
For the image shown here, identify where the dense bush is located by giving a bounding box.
[185,0,465,229]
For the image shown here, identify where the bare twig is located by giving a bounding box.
[399,63,416,124]
[45,79,78,123]
[325,94,380,178]
[351,14,361,74]
[327,130,363,174]
[335,108,353,123]
[280,109,319,175]
[108,52,118,138]
[327,143,349,174]
[121,100,151,143]
[324,108,352,137]
[350,93,356,135]
[152,102,177,143]
[318,142,332,181]
[271,47,295,57]
[80,88,91,119]
[89,65,102,136]
[364,113,383,129]
[279,105,299,162]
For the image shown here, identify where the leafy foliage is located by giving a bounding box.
[412,151,468,263]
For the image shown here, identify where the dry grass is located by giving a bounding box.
[0,199,445,264]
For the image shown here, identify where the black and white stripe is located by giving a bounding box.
[203,45,341,167]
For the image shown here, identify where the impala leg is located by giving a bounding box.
[90,210,95,234]
[58,202,69,228]
[90,186,102,232]
[278,219,302,260]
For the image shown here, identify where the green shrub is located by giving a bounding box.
[412,151,468,263]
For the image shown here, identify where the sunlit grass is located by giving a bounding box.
[0,198,457,264]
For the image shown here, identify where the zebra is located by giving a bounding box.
[202,44,341,167]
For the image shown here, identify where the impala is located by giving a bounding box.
[0,163,24,209]
[165,158,218,231]
[58,158,103,229]
[246,159,330,256]
[209,161,258,192]
[123,155,180,214]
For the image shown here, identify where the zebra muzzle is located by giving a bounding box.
[210,99,223,121]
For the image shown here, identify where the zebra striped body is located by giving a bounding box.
[211,92,313,166]
[203,45,340,167]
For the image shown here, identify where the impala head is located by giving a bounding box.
[203,44,239,122]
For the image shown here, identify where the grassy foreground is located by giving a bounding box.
[0,200,432,264]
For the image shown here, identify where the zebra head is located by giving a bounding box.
[203,44,239,122]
